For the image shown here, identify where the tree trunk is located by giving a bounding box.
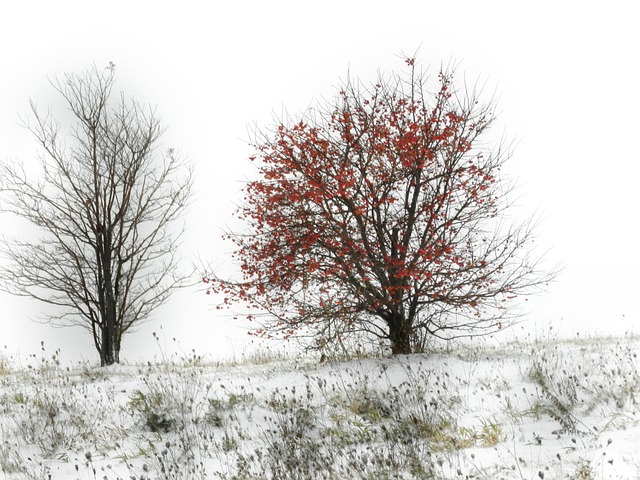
[100,324,115,366]
[388,314,413,355]
[99,261,118,366]
[99,295,118,366]
[98,226,119,366]
[114,325,121,364]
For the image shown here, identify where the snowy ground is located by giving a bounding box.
[1,333,640,479]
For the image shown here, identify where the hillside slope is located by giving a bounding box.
[1,334,640,479]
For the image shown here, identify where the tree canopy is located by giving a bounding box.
[208,58,557,354]
[0,65,193,365]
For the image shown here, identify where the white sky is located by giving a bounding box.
[1,1,638,363]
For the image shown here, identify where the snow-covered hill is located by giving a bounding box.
[1,333,640,479]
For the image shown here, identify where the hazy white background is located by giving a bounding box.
[1,1,638,363]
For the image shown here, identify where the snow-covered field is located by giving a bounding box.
[2,333,640,479]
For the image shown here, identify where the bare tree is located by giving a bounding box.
[0,65,193,365]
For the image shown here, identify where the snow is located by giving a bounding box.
[2,333,640,479]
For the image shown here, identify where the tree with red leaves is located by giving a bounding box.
[207,58,556,355]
